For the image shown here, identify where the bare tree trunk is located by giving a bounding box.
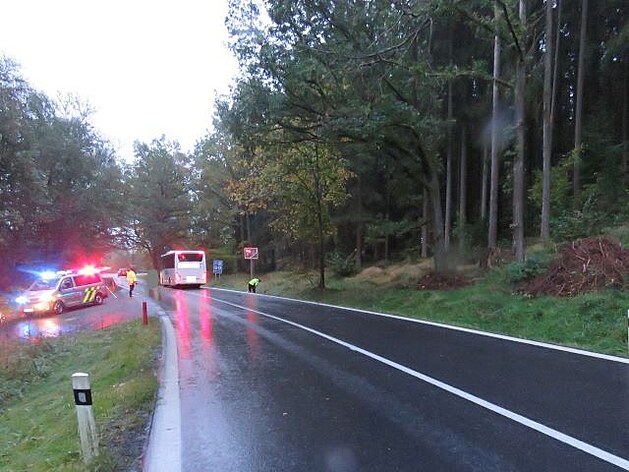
[458,125,467,254]
[445,77,454,251]
[355,176,363,271]
[573,0,588,198]
[314,151,325,289]
[541,0,554,241]
[551,0,562,133]
[421,188,429,258]
[428,170,447,272]
[318,214,325,289]
[622,58,629,185]
[384,173,391,263]
[481,143,489,221]
[488,9,501,250]
[513,0,527,262]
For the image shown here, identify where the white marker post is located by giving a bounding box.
[72,372,99,463]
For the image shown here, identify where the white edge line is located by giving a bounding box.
[208,287,629,365]
[214,297,629,470]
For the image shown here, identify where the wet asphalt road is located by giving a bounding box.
[152,286,629,472]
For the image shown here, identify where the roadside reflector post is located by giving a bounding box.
[142,301,148,325]
[72,372,99,463]
[627,309,628,354]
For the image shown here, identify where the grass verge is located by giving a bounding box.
[0,319,161,472]
[209,266,629,357]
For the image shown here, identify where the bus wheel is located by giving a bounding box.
[94,293,103,305]
[53,301,65,315]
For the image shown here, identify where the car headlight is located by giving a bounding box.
[38,293,54,303]
[16,295,28,304]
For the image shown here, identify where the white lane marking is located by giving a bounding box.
[211,296,629,470]
[209,288,629,364]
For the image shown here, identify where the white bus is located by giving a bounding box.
[159,250,207,288]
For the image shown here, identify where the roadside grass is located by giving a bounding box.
[0,319,161,472]
[210,266,629,357]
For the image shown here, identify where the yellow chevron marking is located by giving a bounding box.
[83,287,96,304]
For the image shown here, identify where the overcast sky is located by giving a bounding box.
[0,0,239,160]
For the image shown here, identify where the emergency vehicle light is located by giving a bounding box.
[77,265,97,276]
[40,271,58,280]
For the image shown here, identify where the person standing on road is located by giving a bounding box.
[248,277,260,293]
[126,268,137,297]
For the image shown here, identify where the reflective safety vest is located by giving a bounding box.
[249,278,260,286]
[127,270,137,284]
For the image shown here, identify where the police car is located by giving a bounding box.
[16,266,109,315]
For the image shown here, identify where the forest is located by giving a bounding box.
[0,0,627,290]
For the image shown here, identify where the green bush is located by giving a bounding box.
[507,251,553,284]
[327,251,357,277]
[604,224,629,247]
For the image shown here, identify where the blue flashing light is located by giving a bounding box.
[40,271,58,280]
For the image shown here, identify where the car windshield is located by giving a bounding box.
[29,278,60,291]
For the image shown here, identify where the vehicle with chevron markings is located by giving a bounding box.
[15,266,109,315]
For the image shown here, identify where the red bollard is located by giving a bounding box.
[142,301,148,325]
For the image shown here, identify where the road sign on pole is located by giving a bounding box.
[243,247,259,260]
[212,259,224,274]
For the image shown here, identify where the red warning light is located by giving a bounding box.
[77,265,98,276]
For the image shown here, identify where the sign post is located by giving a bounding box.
[244,247,259,278]
[212,259,223,280]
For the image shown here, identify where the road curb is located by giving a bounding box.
[143,308,181,472]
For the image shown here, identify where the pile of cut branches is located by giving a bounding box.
[519,237,629,297]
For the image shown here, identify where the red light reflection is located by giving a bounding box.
[199,290,213,345]
[198,289,219,380]
[174,290,191,358]
[245,296,259,361]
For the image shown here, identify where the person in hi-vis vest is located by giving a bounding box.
[248,277,260,293]
[126,268,137,297]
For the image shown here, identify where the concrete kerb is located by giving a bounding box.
[142,300,181,472]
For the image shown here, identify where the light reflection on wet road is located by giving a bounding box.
[153,287,628,472]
